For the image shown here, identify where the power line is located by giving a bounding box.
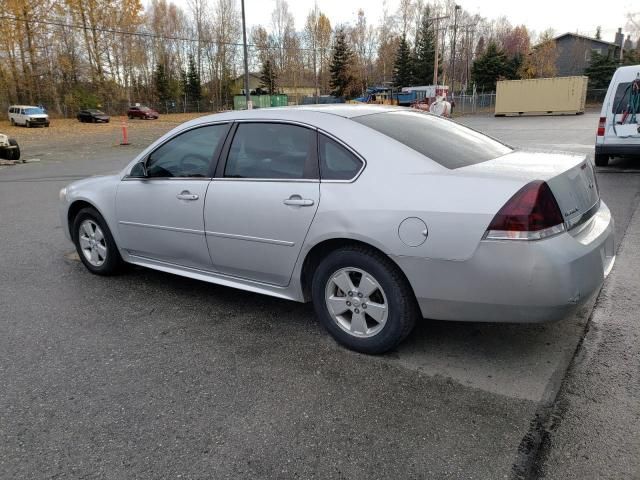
[0,14,318,52]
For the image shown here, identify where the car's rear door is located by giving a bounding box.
[116,123,230,269]
[204,121,320,286]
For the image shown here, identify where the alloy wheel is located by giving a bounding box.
[78,219,108,267]
[324,267,388,338]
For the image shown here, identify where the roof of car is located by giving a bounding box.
[177,105,412,132]
[9,105,43,109]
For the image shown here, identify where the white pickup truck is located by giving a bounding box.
[0,133,20,161]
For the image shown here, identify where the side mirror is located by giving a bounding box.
[130,161,148,178]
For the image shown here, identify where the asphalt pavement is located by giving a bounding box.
[0,112,638,479]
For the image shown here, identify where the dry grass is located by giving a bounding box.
[0,112,211,149]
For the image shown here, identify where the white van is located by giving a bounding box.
[8,105,50,128]
[595,65,640,166]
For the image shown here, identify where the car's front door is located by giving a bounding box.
[116,123,230,269]
[204,122,320,286]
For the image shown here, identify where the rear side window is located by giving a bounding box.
[225,123,315,179]
[319,135,363,180]
[353,111,512,169]
[611,82,631,114]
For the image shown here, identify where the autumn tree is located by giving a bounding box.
[329,27,354,97]
[350,9,376,95]
[519,32,558,79]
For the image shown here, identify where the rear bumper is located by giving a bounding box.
[596,144,640,157]
[394,201,615,323]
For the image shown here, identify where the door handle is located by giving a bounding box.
[283,195,314,207]
[176,190,199,201]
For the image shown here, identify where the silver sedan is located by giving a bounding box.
[59,106,615,353]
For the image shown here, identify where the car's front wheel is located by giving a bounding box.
[8,139,20,161]
[312,246,418,354]
[72,207,124,275]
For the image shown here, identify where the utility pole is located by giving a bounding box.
[240,0,251,109]
[430,15,450,86]
[450,5,461,95]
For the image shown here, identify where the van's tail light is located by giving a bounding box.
[597,117,606,136]
[485,181,565,240]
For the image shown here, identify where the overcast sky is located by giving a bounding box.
[168,0,636,42]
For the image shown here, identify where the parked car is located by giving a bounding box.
[0,133,20,160]
[8,105,50,128]
[77,109,110,123]
[127,105,159,120]
[58,106,615,354]
[595,65,640,166]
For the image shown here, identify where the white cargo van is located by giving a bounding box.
[8,105,50,128]
[595,65,640,166]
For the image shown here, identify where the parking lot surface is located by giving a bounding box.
[1,112,639,479]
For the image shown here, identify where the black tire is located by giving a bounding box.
[128,114,133,120]
[72,207,124,276]
[8,139,20,161]
[595,154,609,167]
[311,246,418,354]
[10,118,15,126]
[25,120,30,128]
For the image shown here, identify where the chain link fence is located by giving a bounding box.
[2,88,609,120]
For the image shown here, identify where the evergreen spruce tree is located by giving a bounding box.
[329,28,354,98]
[393,36,413,88]
[470,42,509,91]
[584,51,618,89]
[186,54,201,102]
[412,8,438,85]
[154,63,170,103]
[259,59,277,94]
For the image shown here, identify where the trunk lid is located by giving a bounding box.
[463,150,600,228]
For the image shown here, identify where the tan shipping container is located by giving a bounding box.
[495,76,588,116]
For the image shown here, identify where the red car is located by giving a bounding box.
[127,105,159,120]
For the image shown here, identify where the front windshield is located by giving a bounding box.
[88,109,105,114]
[25,107,45,115]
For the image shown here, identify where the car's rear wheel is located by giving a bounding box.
[10,118,15,126]
[8,139,20,161]
[595,154,609,167]
[72,207,123,276]
[311,246,418,354]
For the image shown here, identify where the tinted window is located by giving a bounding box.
[319,135,363,180]
[225,123,315,179]
[353,111,512,169]
[25,107,44,115]
[611,82,631,114]
[145,124,228,178]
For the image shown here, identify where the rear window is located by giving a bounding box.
[353,110,512,169]
[611,82,631,114]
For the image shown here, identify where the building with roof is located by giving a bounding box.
[553,32,621,77]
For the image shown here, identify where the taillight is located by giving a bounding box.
[597,117,606,136]
[485,181,565,240]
